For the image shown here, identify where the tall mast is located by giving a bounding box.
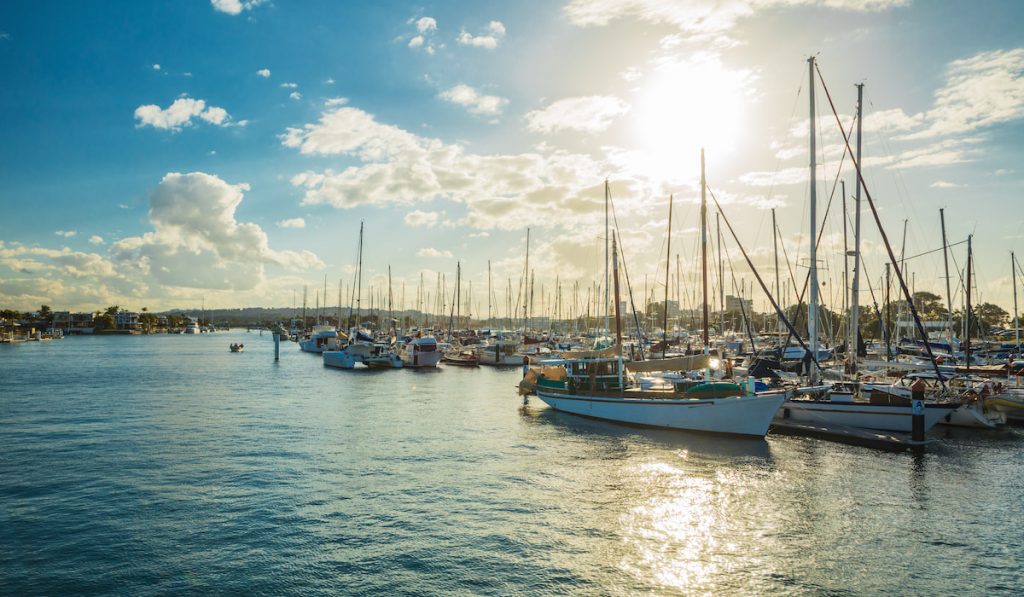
[604,179,611,340]
[612,235,622,349]
[940,208,955,354]
[965,234,973,372]
[388,266,393,335]
[1014,252,1020,355]
[841,179,849,355]
[523,228,530,333]
[355,221,364,328]
[717,210,725,337]
[663,194,673,356]
[700,148,710,376]
[487,260,492,326]
[807,56,820,385]
[850,82,864,374]
[772,208,781,333]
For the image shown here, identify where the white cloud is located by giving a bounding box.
[134,97,239,131]
[55,230,77,238]
[904,48,1024,140]
[404,210,440,227]
[456,21,506,49]
[280,82,298,89]
[210,0,264,16]
[281,104,625,233]
[257,68,271,78]
[563,0,907,38]
[525,95,630,134]
[111,172,322,292]
[152,64,161,71]
[277,217,306,229]
[325,77,335,84]
[408,35,424,48]
[416,17,437,33]
[324,97,349,107]
[417,247,453,258]
[289,91,302,100]
[439,84,508,116]
[89,235,105,245]
[468,231,490,238]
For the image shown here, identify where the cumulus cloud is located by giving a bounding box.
[408,16,440,54]
[526,95,630,134]
[404,210,440,227]
[55,230,77,238]
[134,97,240,131]
[152,64,161,71]
[289,91,302,100]
[210,0,264,16]
[457,21,506,49]
[110,172,322,292]
[324,97,348,107]
[277,217,306,228]
[417,247,453,258]
[280,104,637,234]
[280,82,298,89]
[89,235,105,245]
[439,84,508,116]
[416,17,437,33]
[257,68,271,78]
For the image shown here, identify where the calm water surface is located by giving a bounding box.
[2,333,1022,595]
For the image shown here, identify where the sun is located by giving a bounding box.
[629,55,753,184]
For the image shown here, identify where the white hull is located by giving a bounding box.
[323,344,373,369]
[299,339,327,353]
[777,399,956,432]
[400,350,442,368]
[535,389,786,437]
[941,404,1005,428]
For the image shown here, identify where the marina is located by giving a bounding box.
[2,332,1023,594]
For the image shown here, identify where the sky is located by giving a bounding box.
[1,0,1023,319]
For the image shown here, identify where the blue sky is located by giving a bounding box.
[1,0,1022,317]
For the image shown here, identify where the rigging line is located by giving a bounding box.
[815,60,946,387]
[901,238,969,263]
[724,241,758,353]
[706,184,822,371]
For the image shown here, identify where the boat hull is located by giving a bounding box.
[401,351,442,368]
[777,399,957,432]
[534,389,786,437]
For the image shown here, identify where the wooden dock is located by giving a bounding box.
[770,419,938,451]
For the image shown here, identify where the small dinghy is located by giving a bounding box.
[230,343,245,353]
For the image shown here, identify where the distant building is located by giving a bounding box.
[725,295,752,314]
[115,311,140,330]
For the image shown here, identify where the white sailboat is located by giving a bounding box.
[534,159,785,438]
[776,58,961,434]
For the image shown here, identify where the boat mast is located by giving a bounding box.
[612,235,622,349]
[604,179,611,341]
[772,208,781,333]
[356,221,364,330]
[807,56,820,385]
[487,260,492,327]
[965,235,973,372]
[663,194,673,357]
[841,179,849,355]
[1014,251,1021,356]
[388,266,393,336]
[940,208,955,356]
[700,148,711,380]
[849,83,864,374]
[522,228,530,334]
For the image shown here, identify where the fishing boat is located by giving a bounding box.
[442,349,480,366]
[323,341,373,369]
[299,325,342,353]
[398,335,442,368]
[363,343,404,368]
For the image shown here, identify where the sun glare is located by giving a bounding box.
[630,56,752,184]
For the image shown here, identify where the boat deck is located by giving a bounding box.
[770,419,938,451]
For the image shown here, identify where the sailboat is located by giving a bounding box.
[532,159,787,438]
[776,58,958,433]
[324,221,377,369]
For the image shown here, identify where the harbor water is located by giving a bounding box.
[2,333,1023,595]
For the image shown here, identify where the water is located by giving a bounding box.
[2,333,1022,595]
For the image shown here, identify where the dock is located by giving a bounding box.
[770,419,939,452]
